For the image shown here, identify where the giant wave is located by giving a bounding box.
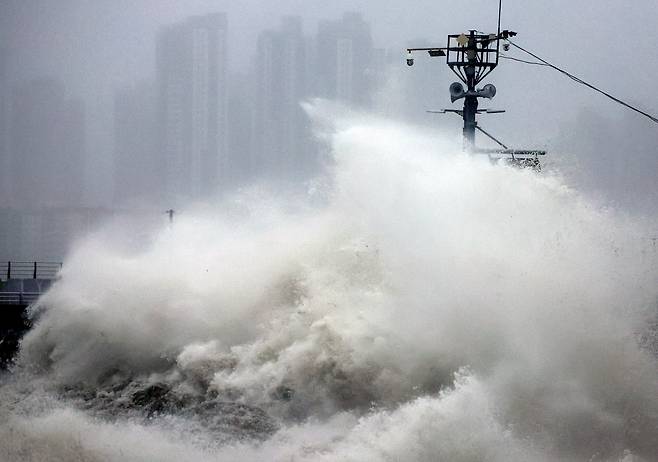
[1,102,657,461]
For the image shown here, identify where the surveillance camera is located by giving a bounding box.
[406,51,414,66]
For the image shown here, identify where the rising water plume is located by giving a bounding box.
[1,101,657,461]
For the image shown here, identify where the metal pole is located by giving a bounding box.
[497,0,502,39]
[462,30,479,152]
[463,97,478,151]
[7,261,10,280]
[475,125,509,149]
[33,261,37,279]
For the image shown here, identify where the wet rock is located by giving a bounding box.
[192,401,279,440]
[272,385,295,401]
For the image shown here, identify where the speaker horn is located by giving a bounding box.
[478,84,497,99]
[449,82,465,102]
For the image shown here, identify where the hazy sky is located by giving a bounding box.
[2,0,658,209]
[4,0,658,103]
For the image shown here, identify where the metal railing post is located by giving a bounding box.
[7,261,11,280]
[33,261,38,279]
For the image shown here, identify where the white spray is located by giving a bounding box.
[2,102,657,462]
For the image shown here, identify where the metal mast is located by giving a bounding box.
[405,1,546,169]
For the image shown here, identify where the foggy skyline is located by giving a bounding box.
[1,1,658,260]
[2,1,657,205]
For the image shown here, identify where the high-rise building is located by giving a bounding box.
[227,71,255,186]
[156,13,228,203]
[113,81,159,206]
[0,48,10,202]
[254,16,310,178]
[9,78,85,208]
[315,13,374,107]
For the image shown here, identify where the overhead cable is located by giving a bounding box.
[505,39,658,125]
[500,55,548,66]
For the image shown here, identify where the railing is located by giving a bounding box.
[0,261,62,280]
[0,292,42,306]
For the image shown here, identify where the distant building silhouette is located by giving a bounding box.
[8,78,85,208]
[254,16,311,179]
[113,81,159,206]
[156,13,228,204]
[315,13,374,107]
[226,71,256,186]
[0,49,9,202]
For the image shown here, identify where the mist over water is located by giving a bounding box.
[1,102,657,461]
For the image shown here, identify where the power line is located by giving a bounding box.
[505,39,658,125]
[500,55,548,66]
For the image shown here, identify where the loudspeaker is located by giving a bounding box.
[478,84,497,99]
[449,82,465,102]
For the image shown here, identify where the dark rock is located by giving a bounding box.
[192,401,279,440]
